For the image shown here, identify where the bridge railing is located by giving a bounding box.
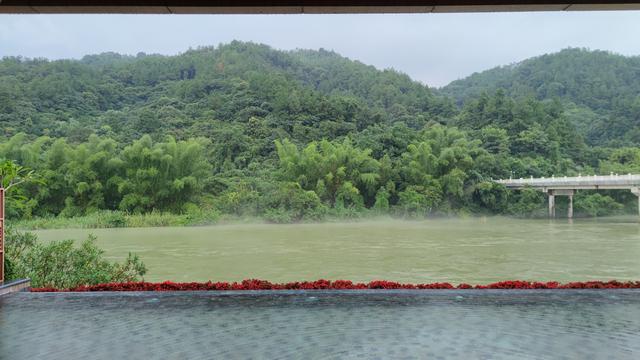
[495,174,640,187]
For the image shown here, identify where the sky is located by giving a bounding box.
[1,11,639,87]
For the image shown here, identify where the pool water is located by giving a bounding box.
[2,290,640,359]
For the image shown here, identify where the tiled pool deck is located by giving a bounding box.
[2,290,640,359]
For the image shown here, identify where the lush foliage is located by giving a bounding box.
[1,42,638,223]
[0,159,41,217]
[0,135,211,218]
[443,48,640,147]
[4,228,147,288]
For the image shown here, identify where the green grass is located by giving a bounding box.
[13,208,435,230]
[14,210,221,230]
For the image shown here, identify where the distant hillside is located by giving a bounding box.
[441,48,640,146]
[442,48,640,110]
[0,41,453,145]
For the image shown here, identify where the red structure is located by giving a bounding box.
[0,188,5,283]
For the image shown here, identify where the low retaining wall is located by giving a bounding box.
[0,279,31,296]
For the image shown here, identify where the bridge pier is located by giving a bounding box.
[568,193,573,219]
[547,189,574,218]
[631,187,640,216]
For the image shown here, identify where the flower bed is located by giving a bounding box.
[31,279,640,292]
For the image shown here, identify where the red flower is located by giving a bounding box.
[30,279,640,292]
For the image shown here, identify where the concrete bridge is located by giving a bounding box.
[495,174,640,218]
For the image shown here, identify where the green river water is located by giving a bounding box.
[34,217,640,284]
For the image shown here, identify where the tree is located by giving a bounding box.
[275,138,380,208]
[398,126,485,210]
[479,126,509,155]
[0,160,40,218]
[117,135,212,213]
[473,181,509,213]
[0,159,38,191]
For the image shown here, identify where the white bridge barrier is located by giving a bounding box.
[495,174,640,189]
[494,174,640,218]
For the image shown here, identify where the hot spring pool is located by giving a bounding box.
[2,290,640,359]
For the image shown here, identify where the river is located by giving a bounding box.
[33,217,640,283]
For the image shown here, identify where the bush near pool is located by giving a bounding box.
[31,279,640,292]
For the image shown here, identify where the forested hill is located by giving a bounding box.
[2,42,639,221]
[441,48,640,146]
[0,41,453,144]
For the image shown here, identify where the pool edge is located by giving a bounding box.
[0,279,31,296]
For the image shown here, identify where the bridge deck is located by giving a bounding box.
[495,174,640,190]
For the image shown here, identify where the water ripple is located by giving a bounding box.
[1,291,640,359]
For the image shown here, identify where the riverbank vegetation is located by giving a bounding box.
[12,210,220,230]
[4,228,147,288]
[2,43,640,226]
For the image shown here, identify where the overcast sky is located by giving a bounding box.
[1,11,639,87]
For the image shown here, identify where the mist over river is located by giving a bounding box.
[33,217,640,284]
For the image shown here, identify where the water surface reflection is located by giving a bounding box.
[2,290,640,359]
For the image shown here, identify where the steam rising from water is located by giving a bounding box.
[34,216,640,283]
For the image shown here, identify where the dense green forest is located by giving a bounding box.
[1,42,639,224]
[443,48,640,147]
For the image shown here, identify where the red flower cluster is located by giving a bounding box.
[31,279,640,292]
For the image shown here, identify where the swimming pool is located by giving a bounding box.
[2,290,640,359]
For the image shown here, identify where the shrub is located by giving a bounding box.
[104,211,127,227]
[5,228,146,288]
[263,208,293,224]
[574,193,623,217]
[396,185,441,217]
[215,184,260,216]
[183,204,220,225]
[473,181,509,213]
[259,182,327,222]
[3,229,37,281]
[509,187,546,217]
[373,187,390,212]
